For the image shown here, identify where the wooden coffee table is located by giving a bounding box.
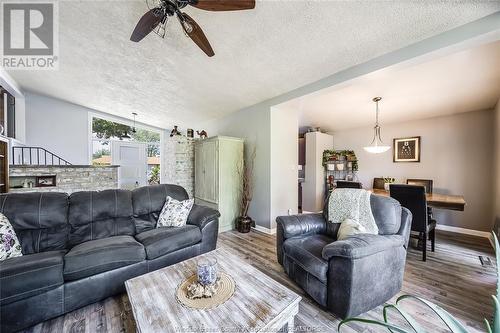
[125,248,301,332]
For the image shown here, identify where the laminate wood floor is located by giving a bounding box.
[23,230,496,333]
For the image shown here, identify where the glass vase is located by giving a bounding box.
[197,258,218,286]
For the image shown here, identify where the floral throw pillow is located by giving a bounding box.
[0,213,22,261]
[157,196,194,228]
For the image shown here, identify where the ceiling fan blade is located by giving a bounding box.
[189,0,255,11]
[130,9,164,42]
[179,13,214,57]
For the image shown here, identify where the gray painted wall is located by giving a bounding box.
[22,92,165,166]
[25,92,90,165]
[333,109,495,232]
[203,105,272,229]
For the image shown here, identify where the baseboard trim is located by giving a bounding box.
[252,224,491,242]
[218,225,234,233]
[252,225,277,235]
[435,224,490,238]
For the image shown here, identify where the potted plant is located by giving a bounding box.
[236,147,256,233]
[322,150,358,170]
[323,150,338,166]
[383,177,396,191]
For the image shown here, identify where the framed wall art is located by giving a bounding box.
[393,136,420,162]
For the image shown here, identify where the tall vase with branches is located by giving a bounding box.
[236,146,256,233]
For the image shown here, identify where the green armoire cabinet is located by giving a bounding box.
[194,136,244,233]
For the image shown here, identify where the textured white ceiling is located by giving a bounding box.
[8,1,500,128]
[290,40,500,132]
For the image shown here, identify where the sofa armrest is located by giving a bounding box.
[187,204,221,230]
[276,213,326,239]
[276,213,326,265]
[322,234,405,260]
[326,235,407,318]
[397,207,412,249]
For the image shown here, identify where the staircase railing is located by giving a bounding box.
[11,146,72,166]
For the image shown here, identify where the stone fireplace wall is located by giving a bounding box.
[162,136,196,198]
[9,165,118,194]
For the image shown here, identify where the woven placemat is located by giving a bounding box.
[176,272,235,310]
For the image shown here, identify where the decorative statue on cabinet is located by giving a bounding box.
[197,130,208,139]
[170,126,181,137]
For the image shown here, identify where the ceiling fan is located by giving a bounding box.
[130,0,255,57]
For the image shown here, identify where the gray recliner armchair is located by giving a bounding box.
[276,194,411,318]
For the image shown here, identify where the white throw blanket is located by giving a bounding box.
[328,188,379,235]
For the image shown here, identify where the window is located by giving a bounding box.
[91,116,161,184]
[92,140,112,165]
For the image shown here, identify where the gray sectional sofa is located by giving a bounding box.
[0,184,220,332]
[276,194,412,318]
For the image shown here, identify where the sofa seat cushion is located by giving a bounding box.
[135,225,202,260]
[63,236,146,281]
[283,234,333,283]
[0,250,65,305]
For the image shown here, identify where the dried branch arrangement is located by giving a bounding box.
[238,146,256,217]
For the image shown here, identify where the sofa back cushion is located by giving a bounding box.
[68,189,135,246]
[132,184,189,233]
[0,192,69,254]
[370,195,402,235]
[322,192,401,236]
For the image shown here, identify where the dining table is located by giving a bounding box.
[371,188,466,211]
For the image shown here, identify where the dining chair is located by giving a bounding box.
[336,181,363,189]
[406,179,433,194]
[389,184,436,261]
[373,178,385,190]
[407,179,434,223]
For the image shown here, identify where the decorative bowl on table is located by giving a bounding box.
[176,258,235,309]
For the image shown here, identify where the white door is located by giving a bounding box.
[112,141,147,189]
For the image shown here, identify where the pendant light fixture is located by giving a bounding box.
[363,97,390,154]
[120,113,137,140]
[131,112,137,133]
